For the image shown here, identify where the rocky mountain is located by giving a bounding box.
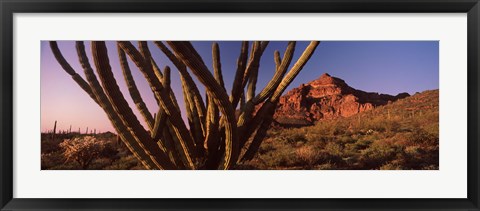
[273,73,410,126]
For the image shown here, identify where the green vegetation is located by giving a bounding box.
[237,90,439,170]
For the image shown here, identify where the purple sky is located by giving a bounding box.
[41,41,439,133]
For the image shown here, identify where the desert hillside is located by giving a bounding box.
[239,89,439,170]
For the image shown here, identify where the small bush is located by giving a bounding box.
[59,136,116,169]
[295,145,320,168]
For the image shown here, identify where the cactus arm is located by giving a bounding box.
[141,44,183,117]
[212,42,226,92]
[203,42,227,165]
[274,50,281,69]
[241,41,261,89]
[164,119,195,169]
[118,41,163,100]
[154,41,207,125]
[252,41,296,104]
[161,65,181,112]
[118,41,197,169]
[246,58,259,102]
[270,41,320,102]
[260,41,270,52]
[235,42,262,132]
[239,91,246,111]
[178,71,207,138]
[163,66,197,168]
[91,41,177,170]
[229,41,249,108]
[149,85,184,168]
[242,41,320,158]
[139,41,175,107]
[236,42,266,142]
[77,42,158,168]
[204,94,220,169]
[161,124,186,169]
[189,93,206,157]
[162,66,171,91]
[151,108,167,140]
[241,106,276,161]
[238,42,297,147]
[49,42,99,105]
[56,41,158,169]
[180,75,205,157]
[166,41,238,170]
[151,57,164,82]
[236,105,254,147]
[117,45,155,130]
[180,71,207,136]
[240,100,277,159]
[202,42,226,166]
[92,42,176,169]
[236,41,269,129]
[152,63,183,159]
[138,41,154,71]
[138,41,164,83]
[154,61,186,118]
[150,70,170,156]
[241,41,269,90]
[238,43,263,126]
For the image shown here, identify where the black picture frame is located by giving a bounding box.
[1,0,479,210]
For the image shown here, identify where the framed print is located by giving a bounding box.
[1,0,479,210]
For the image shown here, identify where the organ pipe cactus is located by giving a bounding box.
[50,41,320,169]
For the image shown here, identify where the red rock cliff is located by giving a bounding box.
[273,73,410,126]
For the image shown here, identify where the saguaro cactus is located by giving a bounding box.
[52,120,57,141]
[50,41,320,169]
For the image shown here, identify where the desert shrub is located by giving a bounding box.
[338,135,355,144]
[294,145,320,168]
[258,141,276,155]
[265,148,297,168]
[304,132,324,142]
[251,138,301,169]
[408,128,438,146]
[358,142,399,169]
[317,142,345,166]
[59,136,116,169]
[315,162,335,170]
[284,133,307,145]
[104,155,146,170]
[380,163,403,170]
[276,128,308,145]
[422,165,438,170]
[100,142,120,162]
[384,120,401,134]
[384,128,439,169]
[312,120,338,136]
[323,142,344,157]
[48,162,80,170]
[41,152,64,169]
[89,158,113,170]
[351,139,372,150]
[41,139,62,154]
